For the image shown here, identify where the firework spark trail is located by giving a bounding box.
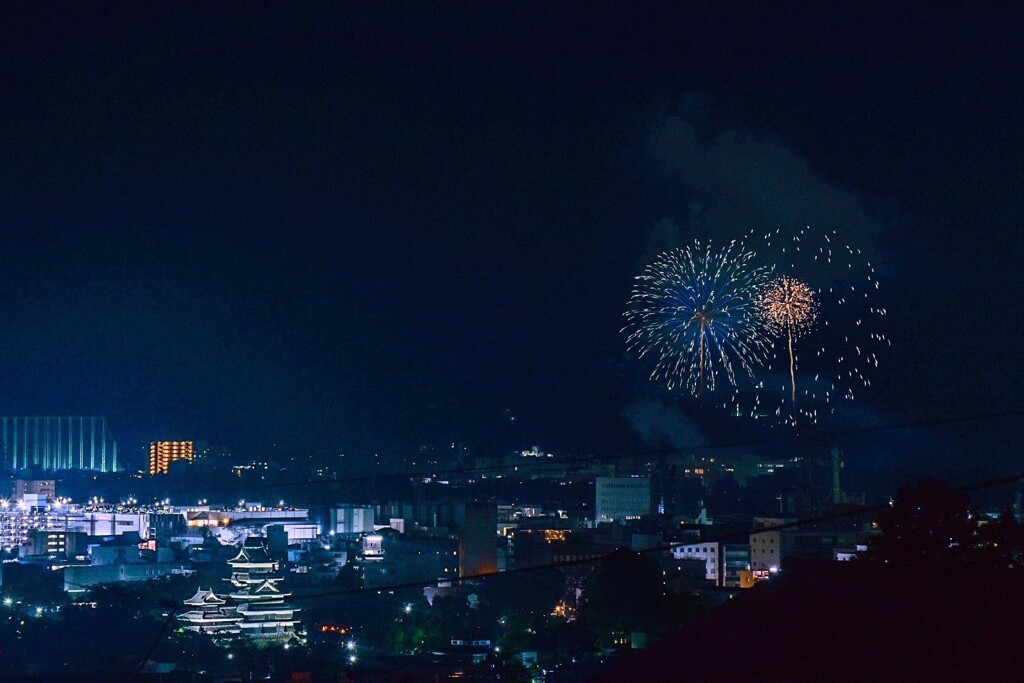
[749,225,887,425]
[756,275,817,420]
[623,241,770,397]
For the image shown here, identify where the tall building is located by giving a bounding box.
[595,476,651,523]
[459,502,497,578]
[149,441,195,475]
[0,417,117,472]
[749,517,796,573]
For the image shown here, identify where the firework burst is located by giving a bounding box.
[745,225,888,425]
[623,240,770,396]
[757,276,818,415]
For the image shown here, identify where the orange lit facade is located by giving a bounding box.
[149,441,195,475]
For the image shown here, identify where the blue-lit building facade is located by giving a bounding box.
[0,416,117,472]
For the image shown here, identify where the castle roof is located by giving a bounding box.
[254,578,282,594]
[228,542,273,565]
[183,588,226,606]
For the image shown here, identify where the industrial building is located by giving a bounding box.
[0,417,117,472]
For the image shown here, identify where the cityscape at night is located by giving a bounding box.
[2,4,1024,682]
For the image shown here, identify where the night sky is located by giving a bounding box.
[2,4,1021,481]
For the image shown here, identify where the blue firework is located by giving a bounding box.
[624,240,770,395]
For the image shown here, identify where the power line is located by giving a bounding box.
[173,465,1024,607]
[135,611,178,676]
[126,464,1024,674]
[146,407,1024,498]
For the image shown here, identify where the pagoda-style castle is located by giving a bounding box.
[178,537,301,642]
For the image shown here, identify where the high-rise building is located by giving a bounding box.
[595,476,651,523]
[0,417,117,472]
[459,502,497,578]
[149,441,195,475]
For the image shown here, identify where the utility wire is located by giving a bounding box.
[128,410,1024,669]
[133,461,1024,678]
[145,408,1024,498]
[247,466,1024,613]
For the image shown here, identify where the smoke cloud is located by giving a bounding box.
[624,399,708,450]
[646,95,893,279]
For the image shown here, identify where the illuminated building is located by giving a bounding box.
[673,542,722,585]
[22,529,86,559]
[0,416,117,472]
[179,538,301,640]
[14,479,55,500]
[673,540,754,588]
[329,505,375,536]
[65,510,149,537]
[148,441,195,475]
[749,517,795,574]
[595,476,651,523]
[361,533,384,560]
[178,589,241,635]
[225,539,301,640]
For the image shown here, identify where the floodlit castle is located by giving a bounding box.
[225,540,301,639]
[179,588,240,635]
[178,537,301,642]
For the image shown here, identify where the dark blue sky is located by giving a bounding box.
[1,4,1021,478]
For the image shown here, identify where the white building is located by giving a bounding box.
[362,533,384,560]
[672,542,719,583]
[594,477,650,523]
[65,511,149,537]
[178,507,308,528]
[836,544,868,561]
[329,506,375,536]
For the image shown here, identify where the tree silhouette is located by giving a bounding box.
[578,549,702,647]
[866,478,1024,570]
[868,478,976,565]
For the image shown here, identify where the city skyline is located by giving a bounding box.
[1,6,1022,495]
[4,4,1024,680]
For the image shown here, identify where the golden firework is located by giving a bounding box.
[757,276,817,418]
[757,276,817,337]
